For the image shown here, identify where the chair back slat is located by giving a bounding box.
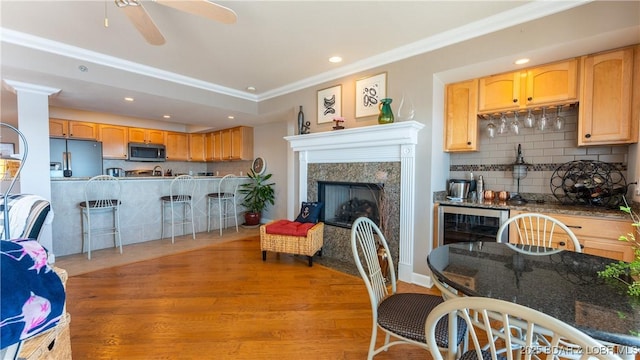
[85,175,120,209]
[170,175,196,202]
[497,213,581,255]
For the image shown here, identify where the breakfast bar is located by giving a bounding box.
[50,176,248,257]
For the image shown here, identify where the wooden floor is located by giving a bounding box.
[58,229,441,359]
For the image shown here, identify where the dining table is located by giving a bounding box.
[427,242,640,357]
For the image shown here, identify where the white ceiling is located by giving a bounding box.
[0,1,599,130]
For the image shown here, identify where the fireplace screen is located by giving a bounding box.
[317,181,383,228]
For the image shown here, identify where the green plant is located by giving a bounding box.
[239,169,275,214]
[598,198,640,297]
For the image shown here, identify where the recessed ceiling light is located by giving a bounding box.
[163,115,171,119]
[228,115,235,120]
[124,97,134,102]
[329,56,342,63]
[246,86,256,92]
[78,65,88,72]
[514,58,530,65]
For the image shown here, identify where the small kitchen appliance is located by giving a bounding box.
[106,167,124,177]
[448,179,471,200]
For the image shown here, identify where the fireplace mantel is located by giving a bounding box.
[285,121,425,282]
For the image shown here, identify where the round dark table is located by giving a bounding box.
[427,242,640,350]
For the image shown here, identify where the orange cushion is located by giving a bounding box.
[265,220,315,237]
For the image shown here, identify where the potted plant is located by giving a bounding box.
[239,169,275,226]
[598,198,640,297]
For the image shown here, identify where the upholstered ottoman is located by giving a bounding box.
[260,220,324,266]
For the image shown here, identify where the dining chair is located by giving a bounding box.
[426,296,621,360]
[161,175,196,243]
[351,217,467,359]
[206,174,239,236]
[79,175,122,260]
[497,213,582,255]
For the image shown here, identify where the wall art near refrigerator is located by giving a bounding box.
[355,72,387,118]
[317,85,342,124]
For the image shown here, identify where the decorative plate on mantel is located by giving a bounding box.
[549,160,628,208]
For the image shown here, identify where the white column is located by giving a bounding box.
[398,143,416,282]
[3,80,61,262]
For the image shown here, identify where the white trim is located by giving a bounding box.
[285,121,425,283]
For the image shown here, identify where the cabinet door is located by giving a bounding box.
[68,121,97,139]
[220,129,232,160]
[147,130,166,144]
[205,132,221,162]
[188,133,206,162]
[444,79,478,152]
[99,124,128,159]
[578,47,636,145]
[478,72,520,112]
[229,126,254,160]
[165,132,189,161]
[49,119,68,137]
[524,59,578,106]
[128,128,147,143]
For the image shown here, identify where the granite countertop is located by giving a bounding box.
[51,175,228,181]
[435,192,637,221]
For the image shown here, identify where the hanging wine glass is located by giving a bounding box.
[524,108,535,128]
[510,111,520,135]
[498,112,509,135]
[537,107,549,131]
[554,106,565,131]
[486,114,496,138]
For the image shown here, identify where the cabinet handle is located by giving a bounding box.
[585,134,591,138]
[467,141,471,145]
[512,99,518,103]
[559,241,566,246]
[527,97,532,101]
[566,225,582,229]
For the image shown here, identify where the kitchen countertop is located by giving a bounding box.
[435,192,637,221]
[51,175,230,181]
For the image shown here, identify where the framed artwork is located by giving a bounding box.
[355,72,387,118]
[0,143,15,158]
[317,85,342,124]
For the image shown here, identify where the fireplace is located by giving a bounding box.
[318,181,383,228]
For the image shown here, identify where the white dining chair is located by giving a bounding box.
[351,217,467,359]
[426,296,621,360]
[497,213,582,255]
[161,175,196,243]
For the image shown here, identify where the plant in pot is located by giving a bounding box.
[598,198,640,297]
[239,169,275,226]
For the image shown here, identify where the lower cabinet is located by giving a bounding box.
[510,210,635,262]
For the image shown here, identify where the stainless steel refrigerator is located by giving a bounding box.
[50,138,103,178]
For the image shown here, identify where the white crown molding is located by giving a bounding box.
[0,28,258,102]
[1,1,589,104]
[3,79,61,96]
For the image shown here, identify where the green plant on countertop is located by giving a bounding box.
[598,198,640,297]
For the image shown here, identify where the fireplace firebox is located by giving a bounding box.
[318,181,383,228]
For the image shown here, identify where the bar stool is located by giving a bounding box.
[207,174,239,236]
[79,175,122,260]
[161,175,196,243]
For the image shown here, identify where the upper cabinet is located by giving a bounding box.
[218,126,254,161]
[578,46,638,146]
[165,132,189,161]
[49,119,97,140]
[99,124,128,159]
[188,133,206,162]
[205,131,222,162]
[129,128,166,144]
[478,59,578,114]
[444,79,478,152]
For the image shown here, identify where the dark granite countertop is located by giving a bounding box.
[434,192,637,221]
[428,242,640,349]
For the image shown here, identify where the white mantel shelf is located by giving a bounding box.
[285,121,425,283]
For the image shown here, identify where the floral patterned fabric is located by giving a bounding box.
[0,239,65,349]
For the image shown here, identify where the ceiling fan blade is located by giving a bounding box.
[155,0,237,24]
[121,4,166,45]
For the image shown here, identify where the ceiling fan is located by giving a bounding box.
[114,0,237,45]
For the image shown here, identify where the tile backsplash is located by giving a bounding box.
[449,106,629,196]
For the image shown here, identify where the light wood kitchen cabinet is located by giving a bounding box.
[578,46,638,145]
[128,128,166,144]
[165,132,189,161]
[478,59,578,113]
[205,131,222,162]
[220,126,254,161]
[99,124,128,159]
[49,119,97,139]
[188,133,206,162]
[444,79,478,152]
[510,210,635,262]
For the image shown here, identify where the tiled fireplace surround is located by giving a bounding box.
[285,121,424,282]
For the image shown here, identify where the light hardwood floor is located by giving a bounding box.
[57,229,440,359]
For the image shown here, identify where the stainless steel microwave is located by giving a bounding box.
[128,142,166,162]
